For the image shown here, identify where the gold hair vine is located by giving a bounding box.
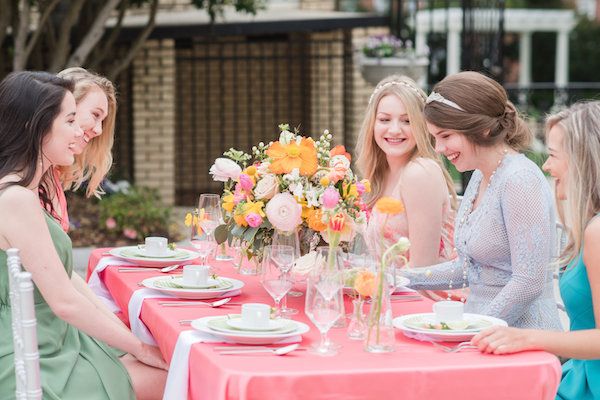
[425,91,465,111]
[368,81,426,105]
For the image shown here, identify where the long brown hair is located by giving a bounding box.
[424,71,532,152]
[356,75,456,208]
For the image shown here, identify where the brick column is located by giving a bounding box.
[132,39,176,205]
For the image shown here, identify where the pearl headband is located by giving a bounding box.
[425,91,465,111]
[368,80,427,105]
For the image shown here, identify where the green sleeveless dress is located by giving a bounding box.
[557,252,600,399]
[0,212,134,400]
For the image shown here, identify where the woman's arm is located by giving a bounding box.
[400,159,448,267]
[0,187,166,370]
[472,218,600,358]
[71,273,126,327]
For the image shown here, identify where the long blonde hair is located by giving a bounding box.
[546,101,600,266]
[356,75,456,208]
[57,67,117,198]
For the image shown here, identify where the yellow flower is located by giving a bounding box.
[242,200,265,218]
[267,137,318,176]
[244,165,257,176]
[343,183,358,199]
[319,176,330,187]
[222,194,235,213]
[354,270,376,298]
[375,197,405,215]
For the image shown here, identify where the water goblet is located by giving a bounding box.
[305,271,343,356]
[260,245,294,318]
[272,229,303,298]
[200,193,233,261]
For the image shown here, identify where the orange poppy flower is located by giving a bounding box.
[267,138,318,176]
[375,197,405,215]
[330,145,351,162]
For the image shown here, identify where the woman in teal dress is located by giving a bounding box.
[471,101,600,399]
[0,71,167,399]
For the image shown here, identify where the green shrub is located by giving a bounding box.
[99,187,172,241]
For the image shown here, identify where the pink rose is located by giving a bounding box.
[327,155,350,184]
[233,184,246,204]
[245,213,263,228]
[265,193,302,232]
[209,158,242,182]
[238,174,254,191]
[254,174,279,200]
[356,181,366,196]
[123,228,138,239]
[321,187,340,209]
[105,217,117,229]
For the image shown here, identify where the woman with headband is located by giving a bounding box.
[402,71,561,329]
[356,75,460,301]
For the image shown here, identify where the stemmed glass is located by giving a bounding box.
[190,194,220,269]
[200,193,233,262]
[305,255,344,356]
[272,229,303,299]
[260,245,294,319]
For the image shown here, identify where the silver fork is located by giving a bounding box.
[430,341,478,353]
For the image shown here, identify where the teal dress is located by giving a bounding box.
[0,212,135,400]
[557,252,600,399]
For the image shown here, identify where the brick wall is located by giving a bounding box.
[131,39,176,205]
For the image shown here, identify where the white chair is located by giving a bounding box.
[6,248,42,400]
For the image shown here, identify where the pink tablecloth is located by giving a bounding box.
[87,248,561,400]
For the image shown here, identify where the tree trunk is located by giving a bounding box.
[48,0,85,72]
[0,0,12,49]
[12,0,31,71]
[89,0,129,70]
[66,0,120,67]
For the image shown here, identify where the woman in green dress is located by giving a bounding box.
[0,71,167,400]
[471,101,600,399]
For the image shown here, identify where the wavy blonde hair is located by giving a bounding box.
[57,67,117,198]
[356,75,456,208]
[546,101,600,266]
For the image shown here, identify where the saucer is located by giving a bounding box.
[170,277,221,289]
[226,317,290,332]
[207,317,298,335]
[109,246,200,267]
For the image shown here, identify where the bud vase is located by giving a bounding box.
[364,273,395,353]
[347,297,367,340]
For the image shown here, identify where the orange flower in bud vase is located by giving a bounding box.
[375,197,405,215]
[354,270,376,298]
[267,137,318,176]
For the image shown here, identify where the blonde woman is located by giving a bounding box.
[404,71,561,330]
[472,101,600,399]
[42,67,116,231]
[356,75,459,300]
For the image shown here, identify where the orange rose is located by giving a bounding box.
[354,270,376,297]
[307,208,327,232]
[375,197,405,215]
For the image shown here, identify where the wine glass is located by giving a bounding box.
[305,264,344,356]
[201,193,233,261]
[269,243,299,315]
[260,245,294,318]
[272,229,303,300]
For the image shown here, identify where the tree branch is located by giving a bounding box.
[0,0,12,48]
[22,0,61,64]
[66,0,120,67]
[12,0,31,70]
[107,0,159,80]
[89,0,129,70]
[48,0,85,72]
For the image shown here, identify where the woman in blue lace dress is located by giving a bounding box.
[472,101,600,399]
[402,72,561,330]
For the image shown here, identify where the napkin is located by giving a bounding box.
[87,256,134,312]
[162,329,301,400]
[128,288,176,345]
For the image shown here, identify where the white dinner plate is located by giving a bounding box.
[393,313,507,342]
[191,316,309,344]
[225,317,293,332]
[141,276,243,299]
[109,246,200,267]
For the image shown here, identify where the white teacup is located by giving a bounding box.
[145,236,169,257]
[241,303,271,329]
[433,301,464,323]
[182,265,210,286]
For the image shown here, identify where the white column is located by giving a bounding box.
[447,29,461,75]
[555,30,569,87]
[415,30,427,56]
[518,31,532,88]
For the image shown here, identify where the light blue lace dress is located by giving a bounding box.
[404,154,562,329]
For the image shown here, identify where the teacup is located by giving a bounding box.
[240,303,271,329]
[433,301,464,323]
[182,265,210,286]
[145,236,169,257]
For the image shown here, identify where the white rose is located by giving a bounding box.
[209,158,242,182]
[254,174,279,200]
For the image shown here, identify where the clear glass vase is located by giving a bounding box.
[364,272,396,353]
[346,297,367,340]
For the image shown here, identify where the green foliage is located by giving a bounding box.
[190,0,266,21]
[570,18,600,83]
[99,187,172,241]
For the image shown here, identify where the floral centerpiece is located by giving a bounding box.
[359,34,429,86]
[209,124,370,264]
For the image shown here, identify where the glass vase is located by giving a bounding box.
[346,297,367,340]
[364,272,396,353]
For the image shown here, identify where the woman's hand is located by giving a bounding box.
[133,342,169,370]
[471,326,539,355]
